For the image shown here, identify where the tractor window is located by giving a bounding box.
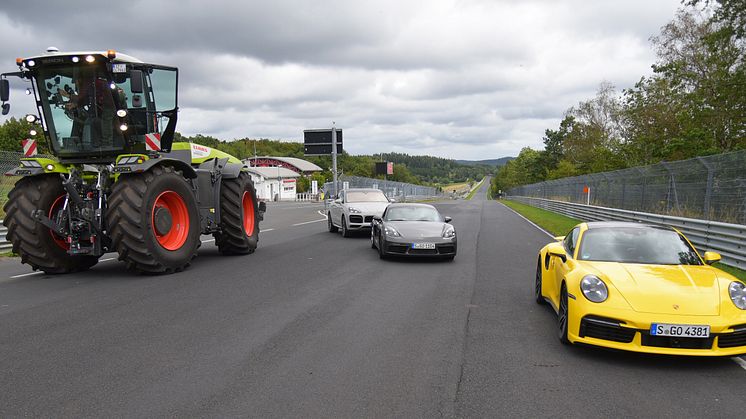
[37,65,124,157]
[150,68,177,111]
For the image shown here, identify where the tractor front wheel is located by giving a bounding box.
[107,166,201,274]
[3,175,98,274]
[214,172,260,255]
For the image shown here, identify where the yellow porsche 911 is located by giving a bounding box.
[536,221,746,356]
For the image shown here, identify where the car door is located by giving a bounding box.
[330,191,344,226]
[551,227,579,307]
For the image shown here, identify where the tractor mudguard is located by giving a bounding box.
[113,157,197,179]
[221,162,244,179]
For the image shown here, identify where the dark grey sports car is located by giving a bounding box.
[371,203,457,260]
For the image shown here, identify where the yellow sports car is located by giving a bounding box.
[536,221,746,356]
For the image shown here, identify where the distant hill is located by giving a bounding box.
[455,157,514,167]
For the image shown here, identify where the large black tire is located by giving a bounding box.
[327,213,337,233]
[214,172,260,255]
[558,285,570,344]
[341,217,351,238]
[3,175,99,274]
[535,258,546,305]
[378,233,387,259]
[106,166,201,274]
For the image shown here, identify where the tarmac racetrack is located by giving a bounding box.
[1,179,744,417]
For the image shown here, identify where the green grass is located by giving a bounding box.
[502,199,746,282]
[501,199,580,236]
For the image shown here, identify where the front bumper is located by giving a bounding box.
[346,214,377,230]
[381,236,457,257]
[567,298,746,356]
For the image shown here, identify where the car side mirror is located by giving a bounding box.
[444,216,452,223]
[335,198,342,204]
[703,251,721,265]
[388,198,397,203]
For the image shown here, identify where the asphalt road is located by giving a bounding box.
[1,179,744,418]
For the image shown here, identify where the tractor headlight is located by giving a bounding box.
[729,282,746,310]
[25,114,38,123]
[580,275,608,303]
[384,225,401,237]
[442,225,456,238]
[116,109,127,118]
[85,55,95,63]
[348,207,361,214]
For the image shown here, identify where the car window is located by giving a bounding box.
[563,227,579,258]
[384,206,441,222]
[577,227,702,265]
[346,190,388,202]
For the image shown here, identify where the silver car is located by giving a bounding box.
[327,188,391,237]
[371,203,456,260]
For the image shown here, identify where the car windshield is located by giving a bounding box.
[577,227,702,265]
[385,206,441,222]
[346,191,388,202]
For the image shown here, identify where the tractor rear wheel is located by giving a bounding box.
[3,175,98,274]
[214,172,260,255]
[107,166,201,274]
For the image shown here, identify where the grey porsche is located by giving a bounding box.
[371,203,457,260]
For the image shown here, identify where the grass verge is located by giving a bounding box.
[465,178,485,200]
[501,199,579,236]
[501,199,746,282]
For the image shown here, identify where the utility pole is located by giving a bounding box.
[331,122,338,198]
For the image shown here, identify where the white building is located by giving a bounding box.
[246,167,300,201]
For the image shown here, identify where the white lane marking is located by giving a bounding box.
[499,202,554,238]
[292,219,327,226]
[9,271,44,279]
[732,357,746,370]
[100,257,116,262]
[318,210,327,218]
[263,228,275,232]
[201,238,215,243]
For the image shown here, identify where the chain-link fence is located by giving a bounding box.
[324,175,441,201]
[0,151,33,217]
[507,150,746,224]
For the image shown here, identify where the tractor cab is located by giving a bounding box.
[1,49,178,162]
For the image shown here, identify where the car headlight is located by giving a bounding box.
[442,225,456,238]
[729,281,746,310]
[348,207,361,214]
[384,225,401,237]
[580,275,608,303]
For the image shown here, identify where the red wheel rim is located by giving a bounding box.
[242,191,255,236]
[152,190,190,250]
[49,195,69,250]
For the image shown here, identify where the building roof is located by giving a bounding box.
[248,167,300,179]
[244,156,323,173]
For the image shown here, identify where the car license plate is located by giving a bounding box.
[412,242,435,249]
[650,323,710,338]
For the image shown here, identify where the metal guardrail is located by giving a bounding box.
[509,196,746,269]
[0,222,11,252]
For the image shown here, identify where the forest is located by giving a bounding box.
[491,0,745,196]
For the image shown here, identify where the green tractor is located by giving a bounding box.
[0,48,265,274]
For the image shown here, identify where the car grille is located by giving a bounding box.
[640,333,714,350]
[718,325,746,348]
[349,215,363,223]
[579,316,635,343]
[408,248,438,255]
[437,244,456,254]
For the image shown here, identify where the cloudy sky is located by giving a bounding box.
[0,0,684,160]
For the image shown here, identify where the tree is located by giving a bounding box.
[0,118,50,154]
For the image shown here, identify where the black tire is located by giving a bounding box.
[107,165,201,274]
[535,258,546,305]
[3,175,99,274]
[371,231,376,248]
[378,233,386,259]
[328,213,338,233]
[558,285,570,344]
[214,172,259,255]
[341,217,351,238]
